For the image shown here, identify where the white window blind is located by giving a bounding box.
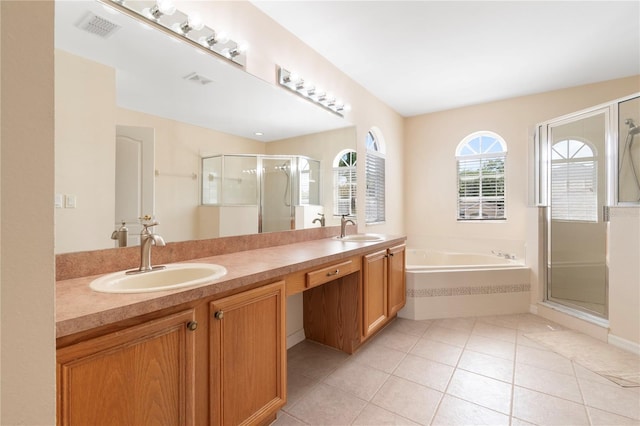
[551,162,597,221]
[334,166,357,216]
[551,139,597,222]
[365,152,385,223]
[457,156,505,220]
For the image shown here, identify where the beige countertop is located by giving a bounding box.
[56,235,406,338]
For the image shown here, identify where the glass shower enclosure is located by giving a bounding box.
[201,154,321,233]
[535,93,640,319]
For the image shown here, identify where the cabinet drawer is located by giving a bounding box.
[306,260,357,289]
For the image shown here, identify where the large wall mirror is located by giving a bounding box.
[55,0,354,254]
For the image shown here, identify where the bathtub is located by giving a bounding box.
[399,249,531,320]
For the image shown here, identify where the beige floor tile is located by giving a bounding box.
[431,394,510,426]
[286,383,367,425]
[384,318,433,337]
[288,340,349,380]
[512,386,590,425]
[352,341,407,374]
[587,406,640,425]
[465,334,516,361]
[516,315,564,333]
[432,317,477,332]
[472,321,517,343]
[457,349,514,383]
[579,377,640,420]
[423,325,471,347]
[285,371,319,407]
[273,411,307,425]
[515,362,582,403]
[323,360,390,401]
[573,362,626,387]
[372,328,421,353]
[393,354,455,392]
[475,314,522,330]
[410,338,463,366]
[516,331,553,351]
[371,376,443,425]
[515,344,574,375]
[352,404,421,426]
[510,417,537,426]
[446,369,512,414]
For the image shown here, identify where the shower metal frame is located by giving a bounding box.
[533,92,640,321]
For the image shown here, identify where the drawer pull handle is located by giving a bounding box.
[186,321,198,331]
[326,269,340,277]
[214,310,224,320]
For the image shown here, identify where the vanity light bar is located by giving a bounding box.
[103,0,247,67]
[278,67,350,116]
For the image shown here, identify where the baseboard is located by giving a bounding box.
[529,304,538,315]
[286,328,306,349]
[608,333,640,355]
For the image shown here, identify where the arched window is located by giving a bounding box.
[551,139,597,222]
[333,150,357,216]
[456,131,507,220]
[366,129,385,224]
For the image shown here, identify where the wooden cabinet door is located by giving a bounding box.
[209,281,286,426]
[387,244,406,317]
[57,309,197,426]
[363,249,388,338]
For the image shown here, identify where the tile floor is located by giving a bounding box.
[275,314,640,425]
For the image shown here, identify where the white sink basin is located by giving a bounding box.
[90,263,227,294]
[335,234,384,242]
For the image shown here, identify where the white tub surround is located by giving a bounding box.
[400,249,530,320]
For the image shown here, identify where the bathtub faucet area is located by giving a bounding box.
[492,250,517,260]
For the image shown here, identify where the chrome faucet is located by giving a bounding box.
[127,221,166,275]
[312,213,325,227]
[340,215,356,238]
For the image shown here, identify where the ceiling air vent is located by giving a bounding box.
[183,72,214,86]
[76,12,121,39]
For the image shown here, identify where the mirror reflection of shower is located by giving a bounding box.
[277,162,292,207]
[620,118,640,201]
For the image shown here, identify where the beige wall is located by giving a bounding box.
[55,50,116,253]
[405,76,640,346]
[1,2,56,425]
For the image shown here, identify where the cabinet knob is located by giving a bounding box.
[186,321,198,331]
[326,269,340,277]
[389,253,394,257]
[214,310,224,320]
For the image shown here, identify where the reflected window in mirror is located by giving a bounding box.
[334,150,357,216]
[365,130,386,224]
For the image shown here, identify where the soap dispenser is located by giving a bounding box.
[111,221,128,247]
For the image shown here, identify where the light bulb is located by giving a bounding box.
[187,14,204,31]
[237,41,249,53]
[156,0,176,16]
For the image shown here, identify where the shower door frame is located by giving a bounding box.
[538,105,614,320]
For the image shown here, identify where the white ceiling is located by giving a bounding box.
[250,1,640,117]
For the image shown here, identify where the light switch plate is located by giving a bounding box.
[65,194,77,209]
[55,194,63,209]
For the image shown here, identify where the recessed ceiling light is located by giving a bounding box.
[254,132,264,136]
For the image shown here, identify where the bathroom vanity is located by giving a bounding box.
[55,233,406,425]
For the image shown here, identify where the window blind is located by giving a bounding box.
[334,166,357,216]
[551,160,597,222]
[457,156,505,220]
[366,152,385,223]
